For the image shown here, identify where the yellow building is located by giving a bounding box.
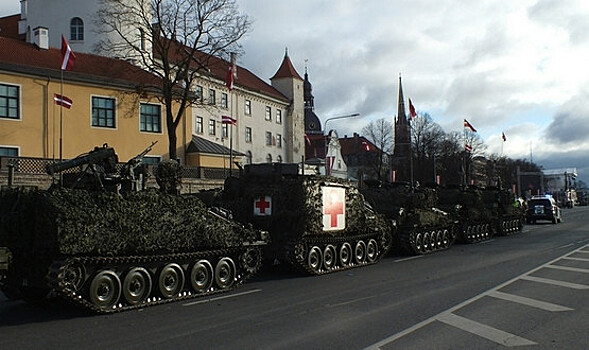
[0,34,179,163]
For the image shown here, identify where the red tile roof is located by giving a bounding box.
[270,53,303,81]
[0,36,162,89]
[0,14,20,40]
[0,14,290,103]
[159,39,289,102]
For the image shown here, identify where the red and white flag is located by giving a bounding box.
[60,35,76,71]
[465,144,472,153]
[362,141,371,151]
[221,115,236,125]
[304,133,311,145]
[464,119,477,132]
[54,93,73,109]
[502,132,507,142]
[408,98,418,119]
[225,66,234,90]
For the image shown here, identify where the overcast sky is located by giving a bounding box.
[2,0,588,182]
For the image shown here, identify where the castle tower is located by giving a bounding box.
[270,48,305,163]
[303,66,322,135]
[392,75,412,182]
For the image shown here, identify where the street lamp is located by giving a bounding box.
[323,113,360,175]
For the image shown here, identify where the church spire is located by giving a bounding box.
[397,74,407,124]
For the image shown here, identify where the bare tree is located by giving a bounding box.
[362,118,393,181]
[410,113,445,183]
[96,0,250,159]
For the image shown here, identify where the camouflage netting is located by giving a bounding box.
[360,183,451,228]
[438,187,496,223]
[0,187,258,258]
[218,174,390,244]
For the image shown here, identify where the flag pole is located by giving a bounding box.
[59,68,64,162]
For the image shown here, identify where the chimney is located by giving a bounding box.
[230,52,237,78]
[33,26,48,50]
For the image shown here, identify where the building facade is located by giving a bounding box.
[0,1,305,169]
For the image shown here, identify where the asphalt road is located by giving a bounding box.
[1,207,589,350]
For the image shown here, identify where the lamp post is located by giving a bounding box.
[323,113,360,175]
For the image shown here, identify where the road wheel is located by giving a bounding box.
[323,245,337,270]
[215,257,236,289]
[414,233,424,254]
[158,263,185,298]
[307,246,323,273]
[442,229,451,248]
[122,267,152,305]
[354,241,367,263]
[339,242,352,267]
[89,270,121,311]
[366,239,378,262]
[423,232,431,253]
[190,260,213,293]
[63,261,86,293]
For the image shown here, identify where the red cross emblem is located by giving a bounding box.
[253,195,272,216]
[322,187,345,231]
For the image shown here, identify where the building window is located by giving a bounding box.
[208,89,216,105]
[195,85,203,103]
[246,150,252,164]
[70,17,84,41]
[91,96,115,128]
[222,123,228,138]
[245,100,251,115]
[245,127,252,143]
[265,106,271,121]
[277,155,282,163]
[0,83,19,119]
[208,119,216,135]
[221,93,228,108]
[265,131,272,146]
[196,116,203,134]
[140,103,161,133]
[276,109,282,124]
[0,146,18,156]
[276,133,282,148]
[266,154,272,163]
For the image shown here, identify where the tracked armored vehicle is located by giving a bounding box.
[483,187,524,235]
[360,182,455,255]
[203,163,392,275]
[437,186,495,243]
[0,144,266,313]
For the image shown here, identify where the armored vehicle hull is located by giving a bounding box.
[206,164,392,275]
[0,188,265,313]
[361,182,456,255]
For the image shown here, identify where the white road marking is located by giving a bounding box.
[437,313,537,347]
[520,275,589,289]
[364,243,589,350]
[183,288,262,306]
[562,256,589,262]
[488,290,572,312]
[393,256,423,263]
[545,265,589,274]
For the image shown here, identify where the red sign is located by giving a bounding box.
[322,187,345,231]
[253,195,272,216]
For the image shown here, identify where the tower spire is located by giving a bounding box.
[397,74,407,124]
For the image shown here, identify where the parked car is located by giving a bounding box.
[526,195,562,224]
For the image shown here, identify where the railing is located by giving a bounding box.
[0,156,235,180]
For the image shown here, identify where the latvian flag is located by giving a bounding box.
[222,115,236,125]
[463,119,477,132]
[465,144,472,153]
[60,35,76,71]
[54,93,73,109]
